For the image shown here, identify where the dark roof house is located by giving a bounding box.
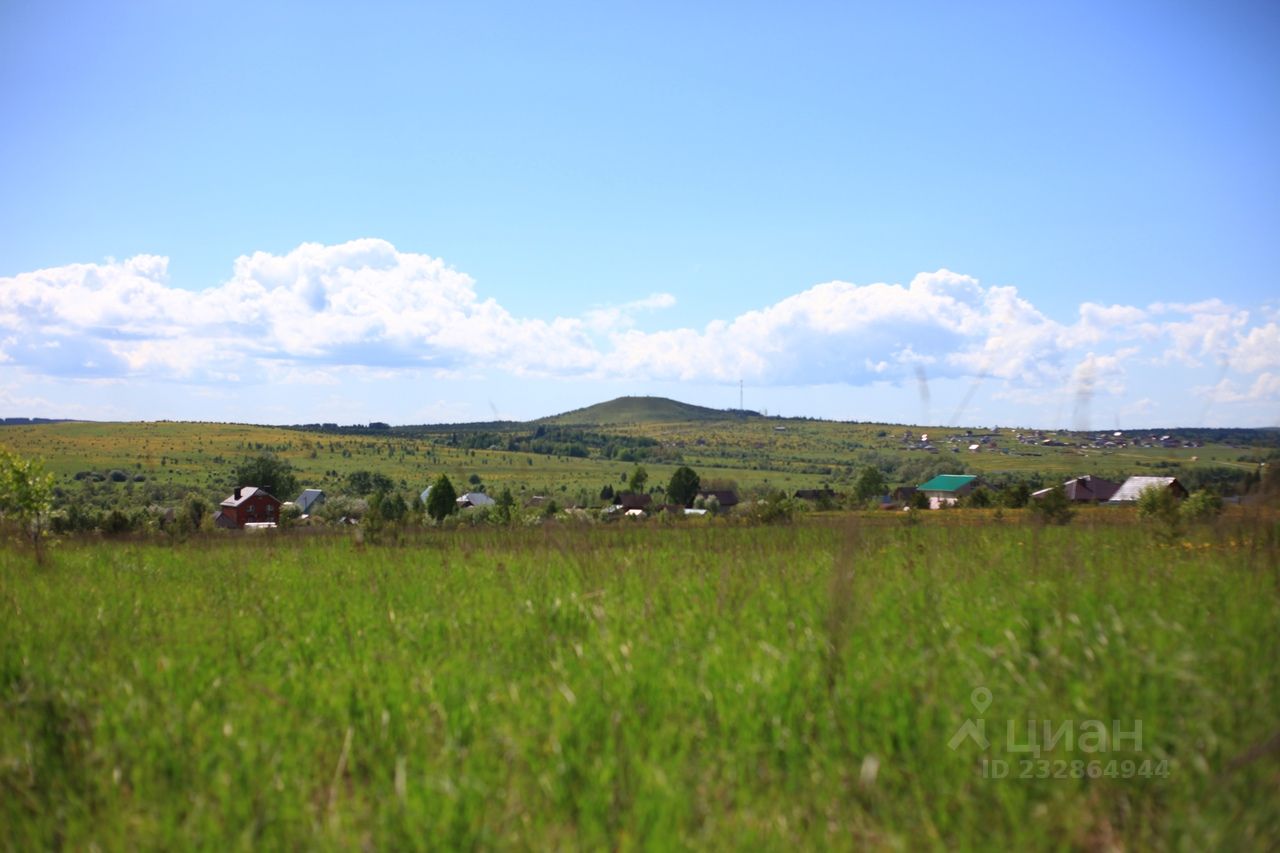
[1032,476,1120,503]
[617,492,653,510]
[696,489,739,508]
[794,488,836,502]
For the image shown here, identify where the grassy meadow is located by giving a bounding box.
[3,513,1278,849]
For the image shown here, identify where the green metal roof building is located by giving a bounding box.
[918,474,978,493]
[917,474,979,508]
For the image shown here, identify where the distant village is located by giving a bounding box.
[212,469,1196,530]
[896,429,1204,454]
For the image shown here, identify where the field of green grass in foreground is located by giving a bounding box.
[2,516,1278,849]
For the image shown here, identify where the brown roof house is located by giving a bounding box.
[214,486,282,529]
[1032,475,1121,503]
[616,492,653,511]
[695,489,740,509]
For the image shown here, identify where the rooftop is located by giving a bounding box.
[918,474,978,493]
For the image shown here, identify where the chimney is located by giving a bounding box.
[234,487,242,500]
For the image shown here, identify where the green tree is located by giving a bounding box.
[426,474,459,522]
[1029,485,1074,525]
[182,495,208,533]
[628,465,649,494]
[495,487,517,524]
[667,466,701,507]
[966,487,992,508]
[234,454,298,501]
[854,466,888,502]
[346,470,394,496]
[1000,483,1032,509]
[0,447,55,558]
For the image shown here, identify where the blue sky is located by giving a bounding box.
[2,0,1278,427]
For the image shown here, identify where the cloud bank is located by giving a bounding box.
[2,239,1277,418]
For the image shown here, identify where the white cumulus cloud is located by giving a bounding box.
[1,240,1275,427]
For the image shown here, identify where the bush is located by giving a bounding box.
[1137,486,1182,542]
[102,509,134,535]
[966,487,992,509]
[1000,483,1031,509]
[317,495,369,523]
[1029,486,1074,525]
[1180,490,1223,524]
[745,491,802,524]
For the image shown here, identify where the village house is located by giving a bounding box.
[615,492,653,511]
[295,488,325,515]
[1032,475,1121,503]
[695,489,740,509]
[1106,476,1189,504]
[917,474,980,509]
[456,491,496,508]
[213,486,281,529]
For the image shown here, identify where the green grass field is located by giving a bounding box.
[3,514,1277,849]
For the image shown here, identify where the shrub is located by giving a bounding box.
[746,491,801,524]
[1180,490,1223,524]
[1029,485,1074,525]
[1137,486,1182,542]
[101,509,133,535]
[966,487,992,509]
[1000,483,1031,509]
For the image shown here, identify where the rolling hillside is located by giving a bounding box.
[539,396,753,425]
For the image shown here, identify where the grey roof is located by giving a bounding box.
[296,489,325,511]
[221,486,276,508]
[457,491,495,507]
[1108,476,1182,503]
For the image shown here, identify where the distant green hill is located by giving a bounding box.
[540,396,753,425]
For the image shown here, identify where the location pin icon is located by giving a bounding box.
[971,687,992,714]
